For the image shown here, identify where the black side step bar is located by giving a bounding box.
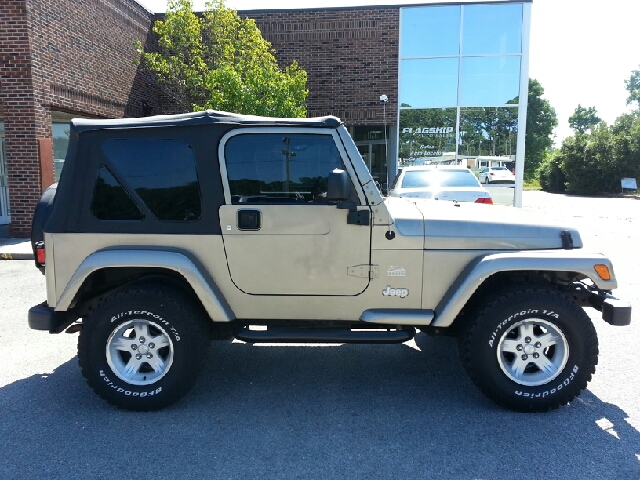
[234,325,416,344]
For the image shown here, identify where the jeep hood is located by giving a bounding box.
[384,197,582,250]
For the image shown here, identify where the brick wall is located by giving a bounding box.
[241,7,400,127]
[0,0,42,236]
[0,0,159,237]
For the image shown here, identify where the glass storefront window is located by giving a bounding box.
[458,107,518,159]
[400,58,459,108]
[400,6,460,58]
[462,4,523,55]
[459,56,521,106]
[399,108,457,166]
[52,122,71,182]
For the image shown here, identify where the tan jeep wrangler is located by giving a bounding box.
[29,110,631,412]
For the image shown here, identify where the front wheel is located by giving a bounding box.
[78,284,210,411]
[458,285,598,412]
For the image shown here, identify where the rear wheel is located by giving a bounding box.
[78,284,210,411]
[458,284,598,412]
[484,177,490,184]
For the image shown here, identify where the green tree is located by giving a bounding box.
[624,66,640,108]
[537,151,566,193]
[136,0,308,117]
[568,104,602,133]
[525,79,558,180]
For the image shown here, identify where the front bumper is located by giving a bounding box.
[28,302,77,333]
[570,284,632,326]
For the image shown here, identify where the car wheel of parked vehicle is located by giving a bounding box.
[78,284,210,411]
[458,284,598,412]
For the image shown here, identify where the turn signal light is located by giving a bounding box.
[475,197,494,205]
[594,264,611,281]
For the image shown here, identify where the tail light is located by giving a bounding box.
[35,241,46,265]
[475,197,493,205]
[489,172,495,176]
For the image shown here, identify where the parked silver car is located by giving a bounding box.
[478,166,516,184]
[388,165,493,204]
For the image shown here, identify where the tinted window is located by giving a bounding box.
[400,6,460,58]
[91,166,144,221]
[459,56,521,106]
[225,134,344,204]
[462,4,523,55]
[402,170,480,188]
[102,139,201,221]
[400,58,459,108]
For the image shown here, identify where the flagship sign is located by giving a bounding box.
[402,127,454,137]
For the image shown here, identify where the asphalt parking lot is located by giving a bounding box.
[1,191,638,480]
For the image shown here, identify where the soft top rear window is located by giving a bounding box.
[101,139,202,222]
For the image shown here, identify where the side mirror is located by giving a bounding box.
[327,169,350,201]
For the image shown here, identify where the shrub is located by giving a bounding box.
[538,152,566,193]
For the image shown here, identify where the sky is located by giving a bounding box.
[135,0,640,143]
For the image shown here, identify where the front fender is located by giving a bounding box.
[55,249,235,323]
[431,250,618,328]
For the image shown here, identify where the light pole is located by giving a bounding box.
[380,94,388,187]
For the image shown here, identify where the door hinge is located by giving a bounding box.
[348,264,379,279]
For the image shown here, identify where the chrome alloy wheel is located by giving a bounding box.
[497,318,569,387]
[106,319,174,386]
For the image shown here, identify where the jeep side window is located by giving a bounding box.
[224,133,344,204]
[101,139,202,221]
[90,165,145,221]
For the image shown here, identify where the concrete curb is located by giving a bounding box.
[0,239,34,260]
[0,252,35,260]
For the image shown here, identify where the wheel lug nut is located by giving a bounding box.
[131,344,137,350]
[525,337,531,344]
[521,354,528,360]
[533,353,539,359]
[516,345,523,351]
[135,353,142,360]
[139,337,146,343]
[148,343,155,349]
[147,353,153,359]
[534,342,541,348]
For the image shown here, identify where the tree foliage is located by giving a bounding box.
[538,111,640,195]
[624,66,640,107]
[568,104,602,133]
[538,151,566,193]
[525,79,558,181]
[136,0,308,117]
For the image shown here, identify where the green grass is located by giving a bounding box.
[523,179,541,190]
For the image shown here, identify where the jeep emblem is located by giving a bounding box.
[382,285,409,298]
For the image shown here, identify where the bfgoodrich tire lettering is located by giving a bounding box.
[78,284,210,411]
[458,285,598,412]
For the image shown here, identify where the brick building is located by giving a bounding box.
[0,0,530,237]
[0,0,161,237]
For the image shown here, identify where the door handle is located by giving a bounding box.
[237,209,261,231]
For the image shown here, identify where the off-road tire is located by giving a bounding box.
[458,284,598,412]
[78,284,210,411]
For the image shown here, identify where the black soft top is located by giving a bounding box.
[71,110,342,133]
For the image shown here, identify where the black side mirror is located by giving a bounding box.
[327,169,350,201]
